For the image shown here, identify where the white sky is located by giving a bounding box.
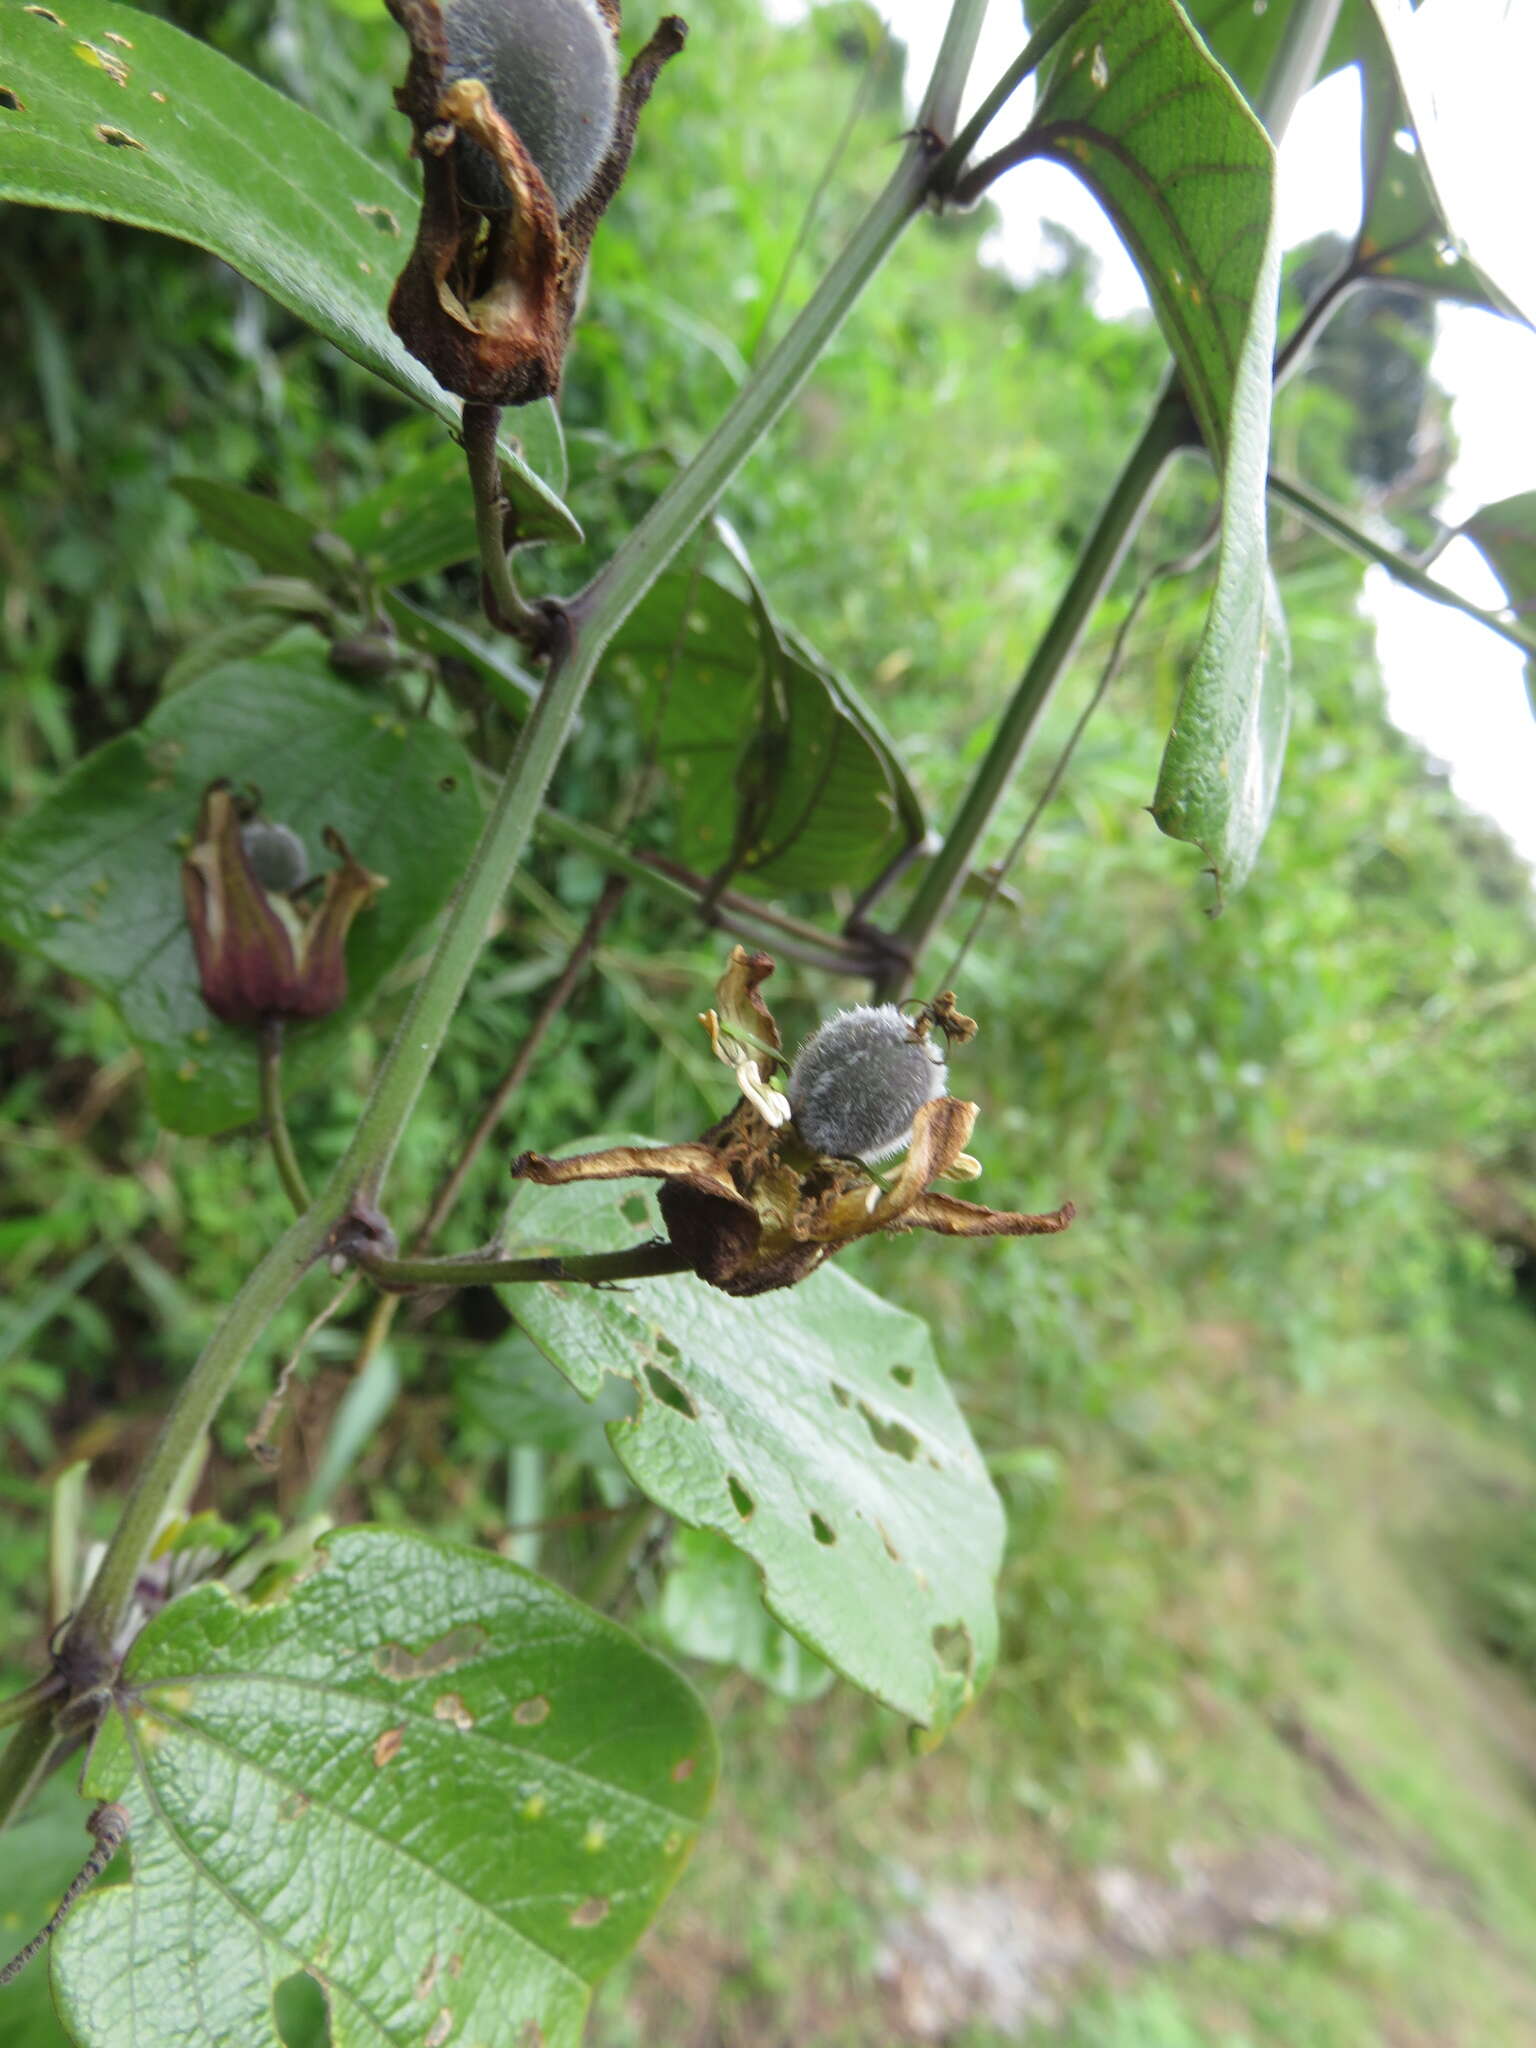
[767,0,1536,870]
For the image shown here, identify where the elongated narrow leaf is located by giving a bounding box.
[501,1162,1005,1731]
[51,1528,714,2048]
[0,653,481,1133]
[606,562,923,896]
[1029,0,1278,465]
[0,0,574,534]
[1368,0,1536,329]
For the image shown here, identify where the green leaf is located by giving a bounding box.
[650,1528,835,1705]
[51,1528,714,2048]
[0,1775,98,2048]
[170,480,329,581]
[0,652,481,1134]
[500,1161,1005,1731]
[1176,0,1363,120]
[1153,565,1291,897]
[1465,490,1536,708]
[1028,0,1278,466]
[606,559,924,896]
[1367,0,1536,329]
[0,0,575,536]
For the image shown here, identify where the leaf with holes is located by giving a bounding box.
[49,1528,714,2048]
[1465,490,1536,707]
[1028,0,1277,465]
[1367,0,1536,329]
[605,562,923,896]
[0,652,480,1134]
[0,0,574,537]
[500,1162,1005,1730]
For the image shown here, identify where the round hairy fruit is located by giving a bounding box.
[787,1005,948,1164]
[440,0,621,215]
[240,820,308,895]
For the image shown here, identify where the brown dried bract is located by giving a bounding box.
[385,0,686,405]
[512,948,1074,1296]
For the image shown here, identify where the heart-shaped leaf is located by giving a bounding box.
[0,653,481,1134]
[0,0,574,535]
[50,1528,714,2048]
[606,561,923,897]
[500,1163,1005,1731]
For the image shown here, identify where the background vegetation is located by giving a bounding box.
[3,0,1535,2041]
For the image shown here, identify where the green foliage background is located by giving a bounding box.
[3,0,1536,2041]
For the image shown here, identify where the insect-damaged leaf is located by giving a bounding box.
[604,560,923,897]
[500,1160,1005,1732]
[0,0,574,537]
[50,1529,714,2048]
[0,655,481,1135]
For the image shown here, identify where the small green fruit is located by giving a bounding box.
[240,820,308,894]
[440,0,621,215]
[787,1006,948,1163]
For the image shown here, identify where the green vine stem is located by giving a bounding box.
[0,1,995,1813]
[884,384,1192,995]
[930,0,1096,198]
[0,1673,63,1735]
[260,1020,312,1216]
[359,1242,693,1292]
[1269,472,1536,659]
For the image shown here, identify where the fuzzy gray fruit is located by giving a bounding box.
[440,0,620,215]
[240,820,308,895]
[787,1005,948,1164]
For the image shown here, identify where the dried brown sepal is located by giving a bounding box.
[509,957,1074,1296]
[181,785,385,1027]
[385,0,686,405]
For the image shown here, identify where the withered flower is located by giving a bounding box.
[181,783,386,1026]
[385,0,686,405]
[512,948,1074,1297]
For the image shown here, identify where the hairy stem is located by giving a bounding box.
[886,386,1191,995]
[260,1020,311,1216]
